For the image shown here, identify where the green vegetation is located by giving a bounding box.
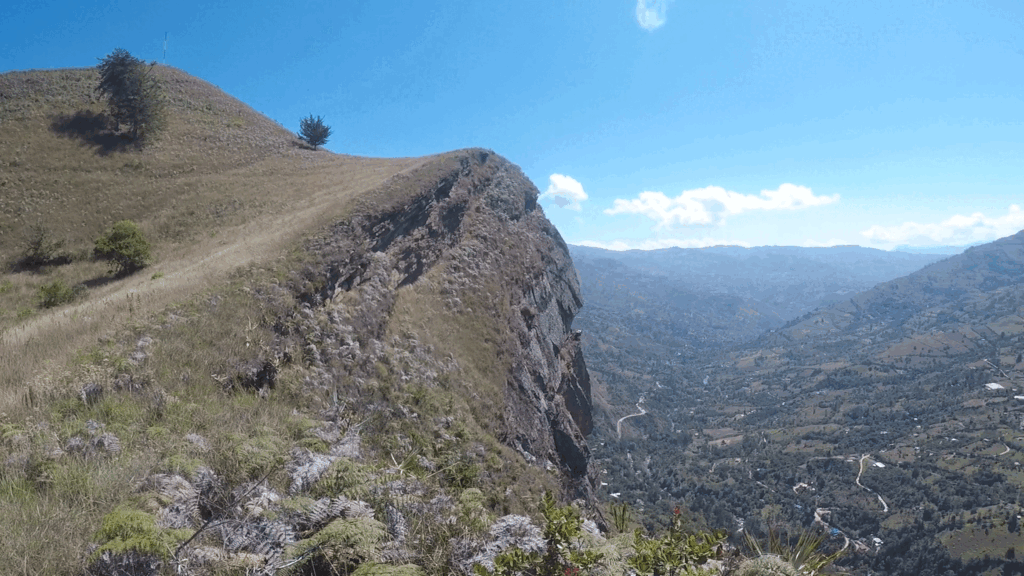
[628,513,726,576]
[610,501,632,533]
[298,113,332,150]
[287,517,387,575]
[91,506,191,560]
[94,219,151,275]
[36,278,84,308]
[743,529,844,576]
[475,492,604,576]
[96,49,165,143]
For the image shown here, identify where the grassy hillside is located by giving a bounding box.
[0,66,844,576]
[0,66,426,407]
[0,67,593,576]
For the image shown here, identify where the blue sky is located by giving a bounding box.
[3,0,1023,250]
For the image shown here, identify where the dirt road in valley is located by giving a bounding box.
[856,454,889,513]
[617,396,647,440]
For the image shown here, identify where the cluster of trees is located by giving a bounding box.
[96,48,335,151]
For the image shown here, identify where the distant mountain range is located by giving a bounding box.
[579,231,1024,575]
[771,230,1024,367]
[569,244,947,351]
[893,244,977,255]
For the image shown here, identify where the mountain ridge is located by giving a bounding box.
[0,66,604,575]
[771,229,1024,365]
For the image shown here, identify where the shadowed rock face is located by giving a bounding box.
[292,148,597,499]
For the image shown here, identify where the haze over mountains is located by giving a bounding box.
[570,244,946,352]
[578,232,1024,575]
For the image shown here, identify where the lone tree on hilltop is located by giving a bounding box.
[298,114,332,150]
[96,48,165,144]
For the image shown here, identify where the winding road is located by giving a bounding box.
[617,396,647,440]
[856,454,889,513]
[813,508,850,552]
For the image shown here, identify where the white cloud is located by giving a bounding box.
[636,0,672,31]
[540,174,588,211]
[604,183,838,228]
[861,205,1024,247]
[575,237,752,251]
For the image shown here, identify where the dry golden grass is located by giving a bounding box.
[0,66,431,411]
[0,66,571,575]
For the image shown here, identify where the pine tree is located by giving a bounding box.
[298,114,332,150]
[96,48,165,143]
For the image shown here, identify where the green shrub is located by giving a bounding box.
[217,431,286,483]
[352,563,424,576]
[37,278,84,308]
[91,506,191,561]
[312,458,371,499]
[627,513,726,576]
[94,220,151,275]
[610,501,632,533]
[286,517,386,575]
[476,492,604,576]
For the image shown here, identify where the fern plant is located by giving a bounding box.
[474,492,604,576]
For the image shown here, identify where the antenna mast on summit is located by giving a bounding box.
[163,33,168,64]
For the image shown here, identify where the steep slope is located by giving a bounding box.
[770,229,1024,367]
[0,66,422,399]
[1,65,315,259]
[287,149,597,492]
[571,251,778,352]
[0,67,598,576]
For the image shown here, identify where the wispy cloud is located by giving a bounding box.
[605,184,838,228]
[861,204,1024,247]
[636,0,672,31]
[575,237,752,251]
[540,174,588,211]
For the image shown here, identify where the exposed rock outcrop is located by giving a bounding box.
[286,148,597,498]
[82,150,599,575]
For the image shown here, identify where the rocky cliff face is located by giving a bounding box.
[40,148,602,576]
[283,148,597,498]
